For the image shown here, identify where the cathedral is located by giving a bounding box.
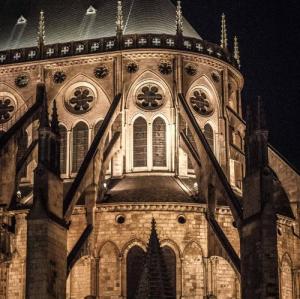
[0,0,299,298]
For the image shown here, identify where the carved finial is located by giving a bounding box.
[116,0,124,36]
[234,36,241,68]
[176,1,184,37]
[37,10,45,49]
[50,100,59,134]
[220,13,228,49]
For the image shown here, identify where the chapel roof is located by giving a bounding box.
[0,0,201,51]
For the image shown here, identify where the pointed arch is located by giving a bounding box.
[133,117,148,168]
[281,253,293,299]
[162,245,177,297]
[125,70,174,109]
[204,123,214,152]
[72,121,89,173]
[152,116,167,167]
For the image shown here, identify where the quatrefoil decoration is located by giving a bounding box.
[127,62,139,73]
[53,71,66,84]
[136,84,164,110]
[0,98,15,123]
[185,64,197,76]
[190,89,214,116]
[65,87,95,114]
[158,61,172,75]
[15,74,29,88]
[94,65,109,79]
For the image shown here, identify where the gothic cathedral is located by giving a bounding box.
[0,1,299,298]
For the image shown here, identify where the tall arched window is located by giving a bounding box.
[204,124,214,151]
[17,131,28,178]
[59,125,67,175]
[152,117,167,167]
[127,246,146,299]
[133,117,147,168]
[162,246,176,297]
[72,122,88,173]
[94,120,103,137]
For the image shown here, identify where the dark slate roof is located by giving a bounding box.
[104,175,195,203]
[0,0,201,51]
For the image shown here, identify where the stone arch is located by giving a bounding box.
[98,241,121,298]
[120,238,147,257]
[162,245,177,298]
[280,253,293,299]
[68,255,93,299]
[126,245,146,299]
[208,256,240,299]
[97,240,120,258]
[161,239,183,259]
[125,70,174,109]
[182,241,205,298]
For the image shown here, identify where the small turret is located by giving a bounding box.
[37,10,45,50]
[220,13,228,49]
[116,0,124,44]
[234,36,241,68]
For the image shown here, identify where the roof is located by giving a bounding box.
[0,0,201,51]
[104,175,195,203]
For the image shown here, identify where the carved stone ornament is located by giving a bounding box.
[94,65,109,79]
[65,86,95,114]
[15,74,29,88]
[127,62,139,73]
[53,71,66,84]
[0,97,15,123]
[136,84,164,111]
[158,61,172,75]
[185,64,197,76]
[190,89,214,116]
[211,71,221,83]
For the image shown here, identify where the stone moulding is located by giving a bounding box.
[0,34,239,69]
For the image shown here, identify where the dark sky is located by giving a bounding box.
[178,0,300,170]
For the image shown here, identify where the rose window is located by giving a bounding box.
[136,84,164,110]
[190,89,214,116]
[65,87,95,114]
[0,97,15,123]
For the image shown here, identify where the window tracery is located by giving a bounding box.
[65,86,95,114]
[136,84,164,111]
[190,89,214,116]
[0,96,15,123]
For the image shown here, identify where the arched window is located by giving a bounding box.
[94,119,103,137]
[133,117,147,168]
[17,131,28,178]
[152,117,167,167]
[162,246,176,297]
[59,125,67,175]
[72,122,88,173]
[127,246,146,299]
[204,124,214,151]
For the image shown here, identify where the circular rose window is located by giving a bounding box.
[65,86,95,114]
[0,97,15,124]
[189,89,214,116]
[136,84,164,111]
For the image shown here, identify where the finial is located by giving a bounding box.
[234,36,241,68]
[116,0,124,36]
[50,100,59,134]
[176,1,184,37]
[37,10,45,49]
[220,13,228,49]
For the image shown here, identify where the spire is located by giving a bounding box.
[135,219,175,299]
[116,0,124,37]
[38,83,49,129]
[176,1,183,37]
[37,10,45,49]
[234,36,241,68]
[220,13,228,49]
[50,100,59,134]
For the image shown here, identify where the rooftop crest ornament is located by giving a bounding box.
[220,13,228,49]
[116,0,124,38]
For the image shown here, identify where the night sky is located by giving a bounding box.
[178,0,300,170]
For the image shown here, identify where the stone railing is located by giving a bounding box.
[0,34,239,69]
